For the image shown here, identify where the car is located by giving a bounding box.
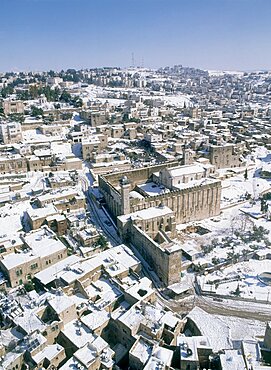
[104,220,112,226]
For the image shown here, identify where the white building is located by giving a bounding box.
[0,122,22,144]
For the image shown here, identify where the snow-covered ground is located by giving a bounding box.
[207,70,244,77]
[83,85,192,108]
[175,147,271,304]
[198,259,271,302]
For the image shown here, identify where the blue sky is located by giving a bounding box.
[0,0,270,72]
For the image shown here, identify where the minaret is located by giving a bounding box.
[182,143,190,165]
[120,176,130,215]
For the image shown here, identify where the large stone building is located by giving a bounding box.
[99,162,221,225]
[117,206,181,286]
[100,162,221,286]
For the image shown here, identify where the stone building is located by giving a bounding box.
[178,336,212,370]
[82,134,108,160]
[0,122,22,144]
[117,205,181,286]
[81,109,109,127]
[0,154,27,174]
[98,162,221,225]
[209,143,245,169]
[110,301,183,353]
[36,189,85,213]
[26,204,59,230]
[99,163,220,285]
[0,227,67,288]
[158,164,212,189]
[2,100,25,115]
[38,124,63,136]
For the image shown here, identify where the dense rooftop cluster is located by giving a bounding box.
[0,65,271,369]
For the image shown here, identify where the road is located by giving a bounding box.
[79,174,121,246]
[195,295,271,321]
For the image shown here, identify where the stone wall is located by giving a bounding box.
[130,224,181,286]
[99,161,179,188]
[130,181,221,224]
[99,165,221,224]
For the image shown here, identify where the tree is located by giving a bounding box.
[231,213,252,235]
[244,168,248,181]
[72,97,83,108]
[29,85,39,99]
[212,257,220,265]
[9,113,25,123]
[260,198,268,213]
[1,85,14,98]
[227,251,235,261]
[97,235,108,249]
[30,106,43,118]
[18,90,30,100]
[60,90,72,103]
[61,112,73,120]
[48,70,56,77]
[233,284,241,297]
[24,281,35,292]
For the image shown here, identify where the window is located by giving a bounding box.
[30,263,38,270]
[16,269,22,276]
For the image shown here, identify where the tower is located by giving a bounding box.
[264,322,271,349]
[182,144,191,165]
[120,176,130,215]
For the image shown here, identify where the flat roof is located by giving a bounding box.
[137,182,170,196]
[220,349,246,370]
[1,251,38,270]
[23,227,66,258]
[34,255,81,285]
[118,205,173,223]
[167,164,205,177]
